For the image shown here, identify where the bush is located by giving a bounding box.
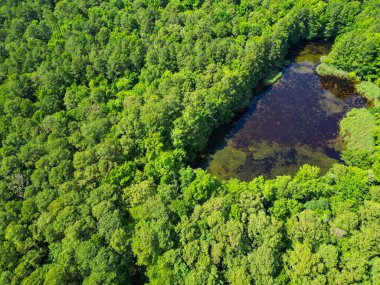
[341,149,373,169]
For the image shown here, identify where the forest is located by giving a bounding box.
[0,0,379,284]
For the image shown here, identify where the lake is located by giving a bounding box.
[198,42,367,181]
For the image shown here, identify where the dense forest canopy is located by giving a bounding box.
[0,0,379,284]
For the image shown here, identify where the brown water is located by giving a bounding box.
[199,42,367,181]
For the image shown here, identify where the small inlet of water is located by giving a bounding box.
[197,42,367,181]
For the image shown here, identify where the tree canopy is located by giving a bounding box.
[0,0,379,284]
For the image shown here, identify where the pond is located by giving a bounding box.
[198,42,367,181]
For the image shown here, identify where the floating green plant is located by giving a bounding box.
[319,90,344,116]
[248,141,282,160]
[263,71,283,86]
[295,42,331,64]
[293,64,314,74]
[207,142,247,181]
[269,144,337,178]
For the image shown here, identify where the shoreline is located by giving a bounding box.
[316,62,380,106]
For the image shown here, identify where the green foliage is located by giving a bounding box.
[340,108,376,152]
[340,109,375,153]
[0,0,379,284]
[340,149,374,169]
[316,63,352,79]
[263,71,283,86]
[102,161,136,187]
[356,81,380,104]
[182,170,220,207]
[323,0,380,82]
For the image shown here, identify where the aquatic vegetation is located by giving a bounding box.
[293,64,314,74]
[207,142,247,181]
[326,137,345,152]
[340,108,376,152]
[316,63,352,79]
[356,81,380,104]
[248,141,282,160]
[270,144,337,178]
[1,0,379,283]
[295,42,331,64]
[318,90,344,116]
[263,71,283,86]
[205,43,366,181]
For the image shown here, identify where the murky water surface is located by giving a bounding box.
[200,42,367,180]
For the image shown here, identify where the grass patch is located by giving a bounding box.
[263,70,282,86]
[316,63,353,80]
[340,108,376,152]
[355,81,380,104]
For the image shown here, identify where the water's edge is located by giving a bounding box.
[193,41,367,181]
